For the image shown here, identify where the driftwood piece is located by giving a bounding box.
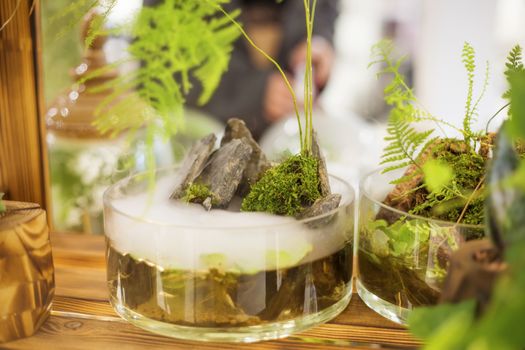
[0,201,54,343]
[440,239,505,314]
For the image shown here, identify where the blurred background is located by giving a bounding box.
[41,0,525,233]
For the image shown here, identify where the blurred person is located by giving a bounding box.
[144,0,340,139]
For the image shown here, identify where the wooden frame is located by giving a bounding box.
[0,0,51,216]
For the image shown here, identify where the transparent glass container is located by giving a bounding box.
[356,168,485,325]
[103,167,355,342]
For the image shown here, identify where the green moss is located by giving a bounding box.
[241,154,321,216]
[182,183,215,204]
[411,144,486,225]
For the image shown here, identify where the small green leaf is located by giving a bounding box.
[507,71,525,140]
[408,300,476,341]
[0,193,5,214]
[0,193,7,213]
[423,160,454,193]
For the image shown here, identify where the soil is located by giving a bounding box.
[107,243,353,327]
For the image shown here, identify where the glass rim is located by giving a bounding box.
[359,167,485,230]
[103,166,355,230]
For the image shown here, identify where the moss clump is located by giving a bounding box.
[241,154,321,216]
[411,145,486,225]
[182,183,215,204]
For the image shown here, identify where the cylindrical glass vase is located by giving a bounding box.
[356,168,485,324]
[103,167,354,342]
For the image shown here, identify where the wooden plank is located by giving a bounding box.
[2,314,416,350]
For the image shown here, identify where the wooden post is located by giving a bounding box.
[0,0,49,211]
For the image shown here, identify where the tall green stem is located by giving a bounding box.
[211,2,304,151]
[302,0,316,154]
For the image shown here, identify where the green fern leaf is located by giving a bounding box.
[84,0,241,175]
[503,45,524,116]
[462,42,476,140]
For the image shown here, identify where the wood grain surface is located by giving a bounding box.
[0,0,48,208]
[1,233,421,349]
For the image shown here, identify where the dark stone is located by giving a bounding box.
[195,138,253,208]
[297,194,341,220]
[170,134,217,200]
[221,118,271,195]
[311,131,331,197]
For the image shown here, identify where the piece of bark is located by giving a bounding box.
[195,138,253,208]
[221,118,271,195]
[440,239,505,315]
[312,131,331,197]
[297,194,341,220]
[170,134,216,200]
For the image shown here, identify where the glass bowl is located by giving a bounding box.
[356,168,485,325]
[103,167,355,342]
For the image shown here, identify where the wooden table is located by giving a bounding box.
[3,233,420,349]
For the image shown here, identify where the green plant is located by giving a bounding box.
[370,41,491,225]
[86,0,241,170]
[182,183,216,204]
[406,54,525,350]
[68,0,324,216]
[241,154,320,216]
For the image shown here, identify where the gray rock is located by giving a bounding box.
[170,134,217,200]
[221,118,271,195]
[196,138,253,208]
[297,194,341,220]
[311,130,331,197]
[202,197,213,212]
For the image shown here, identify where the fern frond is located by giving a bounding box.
[85,1,118,48]
[462,42,476,140]
[503,45,524,116]
[49,0,99,41]
[390,172,420,185]
[86,0,241,170]
[370,40,437,183]
[380,118,434,182]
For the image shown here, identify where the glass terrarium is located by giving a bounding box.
[103,167,354,342]
[356,168,485,324]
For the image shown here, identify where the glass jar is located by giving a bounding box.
[103,167,355,342]
[356,168,485,324]
[0,202,54,343]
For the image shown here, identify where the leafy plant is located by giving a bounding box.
[49,0,117,45]
[182,183,216,204]
[503,45,524,104]
[65,0,324,217]
[371,41,489,180]
[86,0,241,172]
[370,41,492,225]
[241,154,320,216]
[407,51,525,350]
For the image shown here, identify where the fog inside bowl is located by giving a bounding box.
[105,175,352,273]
